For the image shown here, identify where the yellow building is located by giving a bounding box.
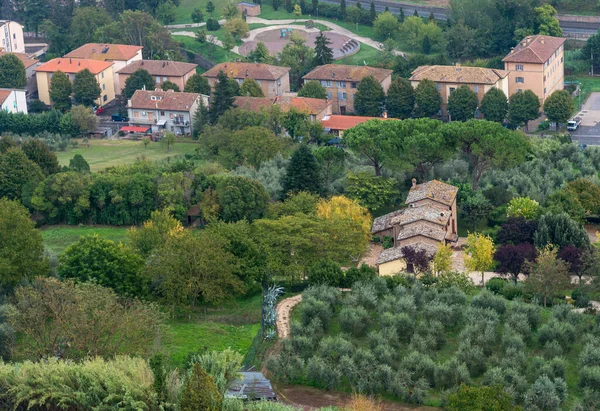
[35,58,116,107]
[503,35,565,103]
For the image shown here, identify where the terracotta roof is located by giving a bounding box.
[303,64,392,83]
[117,60,197,77]
[371,209,405,234]
[406,180,458,207]
[129,89,199,111]
[503,35,566,64]
[410,65,509,85]
[0,51,37,69]
[376,242,438,264]
[202,62,290,81]
[321,115,394,131]
[0,89,11,105]
[120,126,151,133]
[397,222,446,242]
[393,204,451,227]
[35,58,113,74]
[65,43,143,62]
[234,96,330,115]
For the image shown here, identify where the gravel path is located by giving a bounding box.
[276,294,303,339]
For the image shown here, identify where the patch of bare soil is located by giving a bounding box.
[359,243,384,268]
[276,385,441,410]
[585,224,599,243]
[276,294,303,340]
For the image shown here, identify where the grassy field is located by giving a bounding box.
[566,75,600,112]
[174,34,239,64]
[163,293,263,367]
[336,43,380,66]
[41,225,129,258]
[55,139,199,171]
[173,0,223,24]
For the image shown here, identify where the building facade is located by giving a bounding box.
[409,65,509,118]
[237,2,261,16]
[203,62,291,98]
[64,43,143,92]
[503,35,565,102]
[116,60,198,94]
[0,21,24,53]
[127,89,208,135]
[35,58,116,107]
[372,179,459,276]
[0,51,39,97]
[0,89,27,114]
[302,64,393,115]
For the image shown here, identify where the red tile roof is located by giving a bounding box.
[405,179,458,207]
[410,65,509,84]
[120,126,151,133]
[234,96,330,115]
[65,43,143,62]
[321,115,394,131]
[503,35,566,64]
[0,89,11,105]
[129,89,199,111]
[36,58,113,74]
[117,60,197,77]
[0,51,38,69]
[303,64,392,83]
[202,62,290,81]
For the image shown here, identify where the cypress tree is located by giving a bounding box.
[354,75,385,117]
[369,1,376,24]
[282,145,322,197]
[209,71,236,123]
[386,77,415,119]
[180,363,222,411]
[429,11,435,22]
[340,0,347,19]
[413,9,419,17]
[399,7,405,22]
[314,31,334,65]
[422,35,431,54]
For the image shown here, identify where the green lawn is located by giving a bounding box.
[55,139,199,171]
[566,75,600,112]
[41,225,129,258]
[174,34,239,64]
[163,293,263,367]
[336,43,380,66]
[173,0,223,24]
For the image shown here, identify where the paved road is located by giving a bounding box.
[568,92,600,146]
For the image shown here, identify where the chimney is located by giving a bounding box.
[411,178,417,187]
[162,62,166,67]
[383,111,388,118]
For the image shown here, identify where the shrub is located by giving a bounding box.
[382,235,393,249]
[457,340,487,376]
[307,260,344,286]
[446,384,514,411]
[502,332,526,353]
[505,313,532,341]
[500,283,523,300]
[378,294,417,318]
[180,363,223,411]
[400,351,436,385]
[581,366,600,391]
[317,336,354,362]
[537,320,576,350]
[436,286,467,307]
[551,304,581,326]
[339,306,371,337]
[344,282,379,310]
[384,274,411,289]
[343,264,377,287]
[414,320,446,350]
[486,277,508,294]
[392,369,429,404]
[436,271,476,294]
[306,356,342,389]
[470,290,506,315]
[434,358,471,389]
[373,342,397,366]
[524,375,567,411]
[543,341,564,359]
[422,301,462,327]
[206,17,220,30]
[482,367,528,403]
[368,327,400,349]
[301,298,332,329]
[580,343,600,368]
[380,312,414,342]
[303,285,341,309]
[508,301,541,329]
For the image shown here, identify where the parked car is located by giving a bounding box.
[112,114,128,122]
[95,107,105,115]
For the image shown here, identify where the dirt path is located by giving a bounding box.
[276,294,303,339]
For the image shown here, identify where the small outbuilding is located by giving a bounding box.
[226,372,276,401]
[237,2,261,16]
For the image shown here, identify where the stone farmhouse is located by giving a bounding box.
[372,179,458,276]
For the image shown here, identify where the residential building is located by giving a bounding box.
[372,179,458,276]
[503,35,565,102]
[0,51,39,97]
[64,43,143,91]
[127,89,208,135]
[237,2,261,16]
[409,65,509,118]
[0,20,24,53]
[302,64,393,114]
[0,89,27,114]
[202,62,291,98]
[116,60,197,94]
[35,58,115,107]
[321,114,392,137]
[234,96,332,121]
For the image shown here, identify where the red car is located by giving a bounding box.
[95,107,105,115]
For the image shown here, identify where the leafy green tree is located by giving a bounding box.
[210,71,237,123]
[481,88,508,123]
[161,132,177,152]
[534,4,562,37]
[49,70,73,112]
[69,154,90,173]
[508,89,540,130]
[279,34,315,91]
[354,75,385,116]
[180,363,222,411]
[506,197,540,220]
[387,77,415,119]
[215,175,270,222]
[160,80,180,92]
[123,69,154,99]
[314,146,346,189]
[0,198,49,289]
[460,191,494,230]
[533,212,590,249]
[73,69,101,107]
[414,79,441,118]
[239,78,264,97]
[184,73,211,95]
[373,11,399,40]
[247,41,273,63]
[0,148,44,201]
[0,54,27,88]
[191,8,204,23]
[546,189,586,223]
[31,171,91,224]
[70,105,98,136]
[422,35,431,54]
[345,172,398,211]
[464,232,495,286]
[442,120,529,190]
[127,209,183,259]
[21,139,60,175]
[543,90,574,125]
[525,246,571,307]
[193,99,209,137]
[447,85,478,122]
[58,234,146,296]
[222,32,236,54]
[446,384,513,411]
[343,119,396,176]
[222,2,241,19]
[400,16,445,53]
[206,0,215,14]
[282,145,322,197]
[282,107,308,139]
[446,23,477,59]
[314,31,334,65]
[224,18,249,39]
[298,80,327,99]
[156,0,176,24]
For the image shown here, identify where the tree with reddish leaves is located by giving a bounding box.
[401,245,433,274]
[494,243,537,283]
[558,245,584,284]
[496,217,538,245]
